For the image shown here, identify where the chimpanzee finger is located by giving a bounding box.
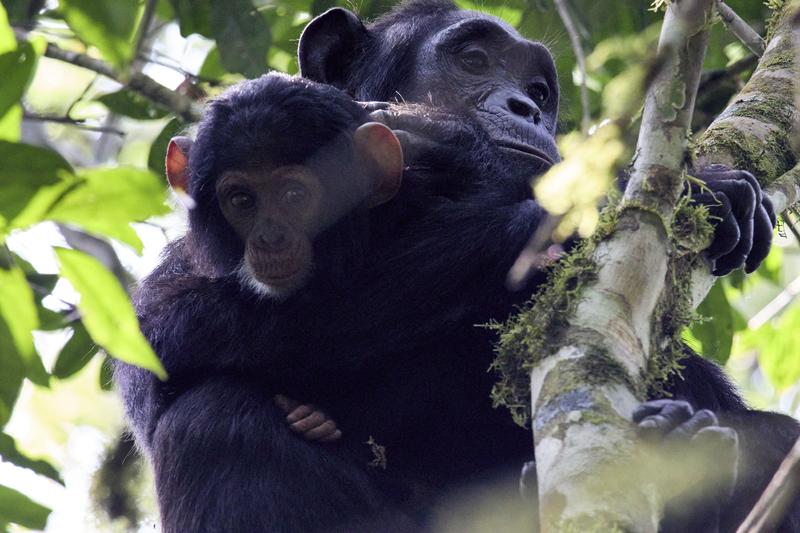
[696,192,739,260]
[358,101,391,112]
[745,203,774,273]
[304,421,340,441]
[319,429,343,442]
[636,401,694,441]
[692,426,740,498]
[274,394,299,413]
[665,409,718,442]
[710,180,756,275]
[286,404,316,423]
[290,410,330,433]
[632,399,680,422]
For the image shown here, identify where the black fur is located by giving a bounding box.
[115,1,800,531]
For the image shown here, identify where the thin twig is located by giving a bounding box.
[14,28,202,122]
[553,0,590,134]
[716,0,766,56]
[22,113,125,135]
[736,438,800,533]
[134,0,159,60]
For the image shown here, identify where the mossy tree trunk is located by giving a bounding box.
[521,1,800,531]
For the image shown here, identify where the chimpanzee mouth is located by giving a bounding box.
[497,141,556,167]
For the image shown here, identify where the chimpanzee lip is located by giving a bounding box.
[497,141,555,167]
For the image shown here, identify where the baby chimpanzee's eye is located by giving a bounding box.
[282,183,310,209]
[230,192,255,210]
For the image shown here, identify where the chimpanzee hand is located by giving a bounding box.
[368,104,483,165]
[274,395,342,442]
[689,165,776,276]
[634,399,739,532]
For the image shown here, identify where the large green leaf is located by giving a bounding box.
[55,248,167,379]
[0,484,50,529]
[690,283,735,364]
[170,0,212,38]
[61,0,142,71]
[0,433,62,484]
[211,0,271,78]
[0,40,38,119]
[0,141,72,224]
[0,266,47,385]
[52,321,98,379]
[46,167,169,253]
[98,89,170,120]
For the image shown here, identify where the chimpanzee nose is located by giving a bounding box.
[507,97,541,125]
[257,226,289,252]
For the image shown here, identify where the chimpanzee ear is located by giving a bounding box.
[298,8,368,88]
[354,122,404,207]
[166,136,192,193]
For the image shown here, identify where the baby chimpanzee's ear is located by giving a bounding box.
[166,136,193,194]
[353,122,403,207]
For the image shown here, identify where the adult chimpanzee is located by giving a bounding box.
[295,0,800,530]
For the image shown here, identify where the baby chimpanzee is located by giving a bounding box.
[114,73,417,532]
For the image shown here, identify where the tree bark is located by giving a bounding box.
[531,1,715,530]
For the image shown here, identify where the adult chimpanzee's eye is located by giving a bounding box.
[282,183,310,209]
[230,192,254,209]
[459,48,489,73]
[527,83,550,106]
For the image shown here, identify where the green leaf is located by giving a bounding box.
[0,104,21,142]
[98,89,170,120]
[55,248,166,379]
[0,266,48,385]
[170,0,212,38]
[690,283,733,364]
[0,141,72,223]
[0,315,24,428]
[0,433,63,484]
[148,118,186,177]
[61,0,142,71]
[198,46,225,79]
[52,322,97,379]
[0,2,16,53]
[0,484,50,529]
[46,167,169,253]
[211,0,271,78]
[0,41,39,119]
[743,303,800,389]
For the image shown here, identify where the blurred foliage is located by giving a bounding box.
[0,0,794,529]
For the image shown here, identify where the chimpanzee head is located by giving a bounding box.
[298,0,560,173]
[164,73,403,298]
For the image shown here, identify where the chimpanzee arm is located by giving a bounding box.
[150,374,397,533]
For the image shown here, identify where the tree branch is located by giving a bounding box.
[13,28,203,122]
[716,1,766,56]
[529,0,715,530]
[554,0,590,134]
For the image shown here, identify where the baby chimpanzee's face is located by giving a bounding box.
[217,164,327,298]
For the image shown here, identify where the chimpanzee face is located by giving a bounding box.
[217,165,326,298]
[405,12,560,171]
